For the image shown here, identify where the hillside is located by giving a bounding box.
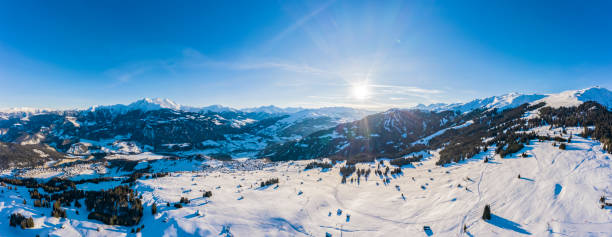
[0,125,611,236]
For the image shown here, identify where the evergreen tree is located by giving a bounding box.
[482,204,491,220]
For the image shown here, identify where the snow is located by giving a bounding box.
[241,105,303,114]
[18,133,45,145]
[191,105,236,113]
[1,127,611,236]
[414,87,612,113]
[104,152,166,161]
[32,149,49,158]
[0,107,56,115]
[231,118,256,128]
[89,98,182,113]
[536,86,612,108]
[65,116,81,127]
[281,107,374,124]
[413,120,474,145]
[414,93,547,113]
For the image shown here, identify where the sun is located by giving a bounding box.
[351,83,371,100]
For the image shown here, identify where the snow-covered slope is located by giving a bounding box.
[414,86,612,113]
[536,86,612,108]
[0,107,56,114]
[281,107,374,124]
[241,105,304,114]
[86,99,370,123]
[89,98,182,113]
[1,127,611,236]
[195,105,237,113]
[414,93,547,113]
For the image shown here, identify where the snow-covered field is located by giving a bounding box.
[1,128,612,236]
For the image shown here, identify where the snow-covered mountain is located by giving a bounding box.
[537,86,612,108]
[86,98,371,121]
[195,104,237,113]
[413,86,612,113]
[275,107,374,126]
[88,98,182,113]
[241,105,304,114]
[1,87,611,162]
[0,98,376,160]
[0,107,58,118]
[413,93,547,112]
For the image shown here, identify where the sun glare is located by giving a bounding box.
[351,83,371,100]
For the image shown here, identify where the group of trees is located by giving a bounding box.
[339,165,356,178]
[356,168,371,181]
[1,176,118,193]
[179,197,190,204]
[84,185,143,226]
[496,142,525,158]
[9,213,34,229]
[260,178,279,187]
[429,100,612,165]
[389,155,422,167]
[432,103,547,165]
[539,102,612,153]
[52,201,67,218]
[304,161,333,170]
[390,167,402,175]
[30,189,50,208]
[3,177,148,227]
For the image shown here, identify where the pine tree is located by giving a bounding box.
[152,203,157,215]
[482,204,491,220]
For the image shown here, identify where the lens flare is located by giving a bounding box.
[351,83,371,100]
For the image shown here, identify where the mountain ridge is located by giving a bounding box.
[2,87,611,116]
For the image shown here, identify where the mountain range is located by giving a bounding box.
[0,86,611,168]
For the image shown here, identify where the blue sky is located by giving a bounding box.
[1,0,611,110]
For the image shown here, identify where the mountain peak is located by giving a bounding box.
[89,97,182,113]
[130,98,181,110]
[538,86,612,108]
[412,92,547,113]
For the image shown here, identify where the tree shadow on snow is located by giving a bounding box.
[519,177,535,182]
[486,214,532,235]
[554,184,563,198]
